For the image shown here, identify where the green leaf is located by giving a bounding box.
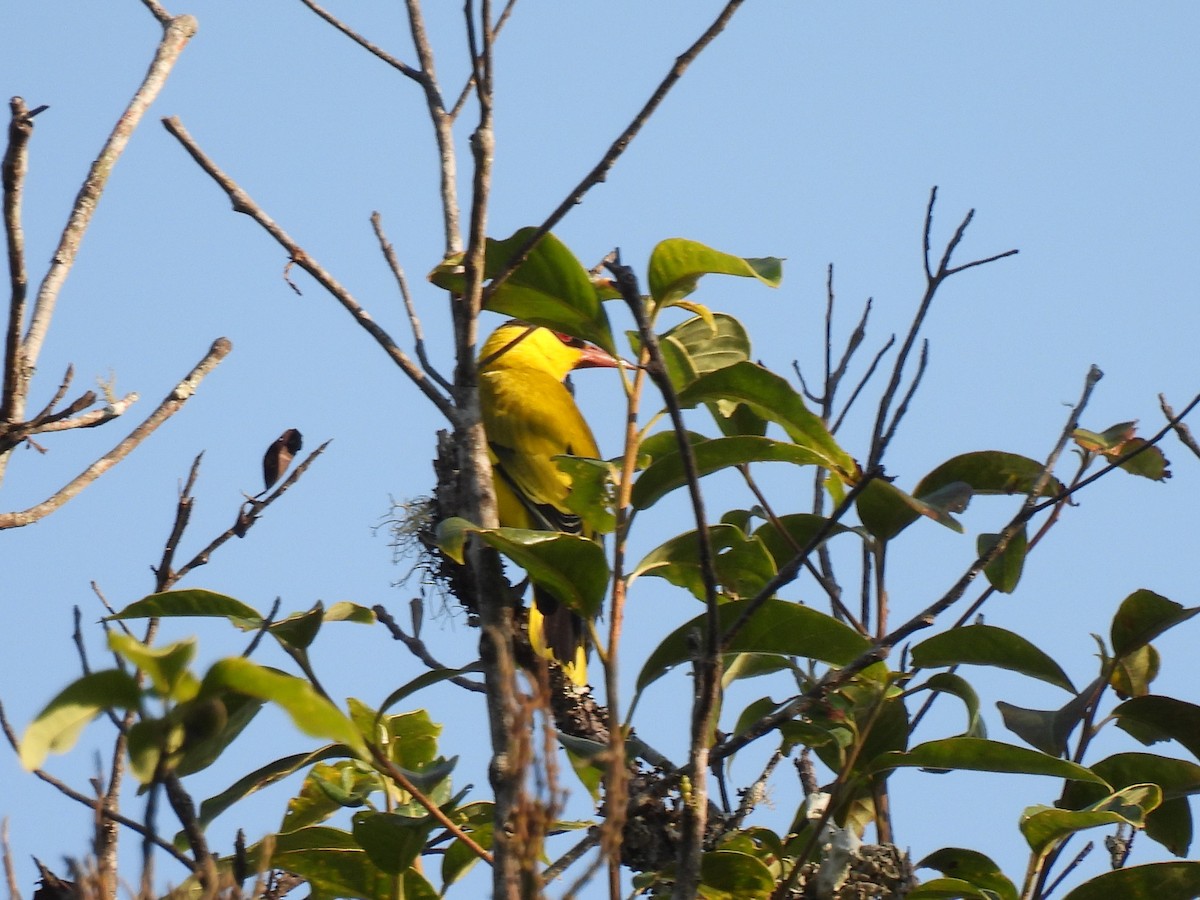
[1061,862,1200,900]
[855,478,965,541]
[270,603,327,651]
[241,826,392,900]
[635,598,870,696]
[108,588,262,624]
[632,435,839,511]
[1063,752,1200,857]
[647,238,782,309]
[908,878,1002,899]
[107,633,197,700]
[464,228,615,355]
[1111,589,1200,658]
[1115,438,1171,480]
[659,313,753,382]
[752,513,857,569]
[556,456,617,534]
[174,692,265,778]
[281,761,379,834]
[996,683,1095,756]
[20,669,143,770]
[1113,696,1200,760]
[200,658,368,758]
[1073,421,1137,453]
[376,663,484,720]
[674,363,858,482]
[631,523,776,601]
[916,848,1017,900]
[978,527,1027,594]
[914,451,1064,499]
[910,624,1075,693]
[351,809,431,875]
[436,520,608,620]
[198,744,351,830]
[1111,643,1160,699]
[560,733,606,800]
[441,804,495,890]
[695,849,775,899]
[867,737,1108,785]
[920,673,987,739]
[1020,784,1161,855]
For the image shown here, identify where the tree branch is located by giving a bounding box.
[0,338,231,529]
[482,0,748,301]
[162,117,457,422]
[16,16,197,433]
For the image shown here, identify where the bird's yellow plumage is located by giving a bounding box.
[478,321,614,685]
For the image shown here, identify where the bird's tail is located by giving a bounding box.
[529,587,588,686]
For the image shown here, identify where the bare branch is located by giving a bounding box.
[869,188,1017,468]
[162,117,457,421]
[1160,393,1200,460]
[374,603,487,692]
[448,0,520,121]
[405,0,461,252]
[139,0,172,26]
[296,0,421,78]
[483,0,748,301]
[2,98,38,428]
[607,253,720,900]
[371,212,452,392]
[18,16,198,419]
[167,440,332,585]
[0,338,231,529]
[0,697,193,869]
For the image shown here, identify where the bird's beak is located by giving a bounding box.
[573,344,622,369]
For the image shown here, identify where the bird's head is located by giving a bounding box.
[480,321,618,379]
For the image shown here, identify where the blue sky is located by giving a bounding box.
[3,2,1200,896]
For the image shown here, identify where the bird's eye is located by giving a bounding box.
[554,331,586,348]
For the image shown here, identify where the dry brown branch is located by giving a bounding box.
[370,212,452,392]
[1160,394,1200,460]
[0,338,231,529]
[482,0,747,303]
[373,603,487,693]
[404,0,460,252]
[869,187,1017,468]
[162,117,457,423]
[606,253,719,899]
[447,0,520,121]
[165,440,332,585]
[139,0,172,25]
[0,697,193,870]
[296,0,420,78]
[712,365,1106,766]
[13,16,197,444]
[2,98,40,429]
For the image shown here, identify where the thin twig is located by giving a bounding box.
[1160,394,1200,459]
[448,0,520,121]
[16,16,197,438]
[405,0,460,252]
[370,212,452,392]
[0,338,232,529]
[153,453,203,588]
[543,828,599,883]
[163,118,457,423]
[482,0,748,303]
[607,252,720,900]
[167,440,331,584]
[0,698,193,869]
[296,0,420,77]
[139,0,172,25]
[869,187,1017,468]
[373,604,486,692]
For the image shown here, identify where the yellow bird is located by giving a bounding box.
[478,321,616,685]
